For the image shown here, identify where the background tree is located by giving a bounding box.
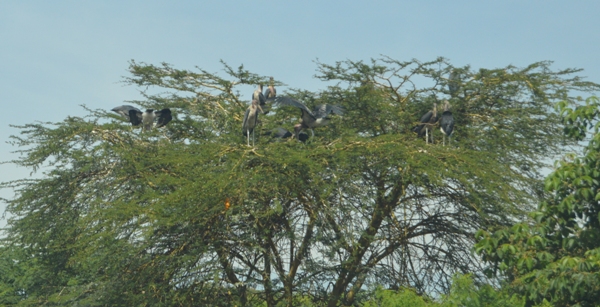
[363,274,530,307]
[0,58,597,306]
[476,96,600,307]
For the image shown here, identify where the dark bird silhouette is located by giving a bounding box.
[128,109,154,131]
[413,103,438,144]
[267,127,309,143]
[440,100,454,146]
[154,108,172,128]
[274,96,344,138]
[242,99,263,146]
[114,105,172,131]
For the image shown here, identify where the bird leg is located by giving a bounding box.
[425,128,429,144]
[247,130,250,147]
[311,129,315,138]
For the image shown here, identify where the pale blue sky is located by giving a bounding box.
[1,1,599,227]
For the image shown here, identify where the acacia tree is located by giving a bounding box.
[0,57,597,306]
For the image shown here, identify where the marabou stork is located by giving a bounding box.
[413,103,438,144]
[274,96,344,138]
[440,100,454,146]
[113,105,172,131]
[128,109,156,131]
[264,77,277,99]
[253,84,269,114]
[242,99,263,146]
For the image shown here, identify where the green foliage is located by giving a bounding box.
[362,274,527,307]
[1,58,597,306]
[476,97,600,306]
[363,287,434,307]
[0,245,25,305]
[440,275,524,307]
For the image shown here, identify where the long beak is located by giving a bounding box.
[257,104,264,114]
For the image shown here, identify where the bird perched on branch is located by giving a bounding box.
[413,103,438,144]
[130,109,156,132]
[242,99,263,146]
[440,100,454,146]
[249,78,278,115]
[252,84,269,114]
[274,96,344,139]
[264,77,276,99]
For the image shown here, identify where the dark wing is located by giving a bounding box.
[112,105,141,119]
[128,109,143,126]
[274,96,314,116]
[412,124,423,135]
[242,107,251,136]
[261,95,273,115]
[271,127,292,139]
[253,90,266,106]
[419,110,434,124]
[412,110,435,136]
[154,108,172,128]
[297,132,309,143]
[312,104,344,118]
[264,87,276,99]
[440,111,454,136]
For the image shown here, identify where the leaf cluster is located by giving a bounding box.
[475,97,600,306]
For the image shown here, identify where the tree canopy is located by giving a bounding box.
[476,96,600,307]
[1,57,598,306]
